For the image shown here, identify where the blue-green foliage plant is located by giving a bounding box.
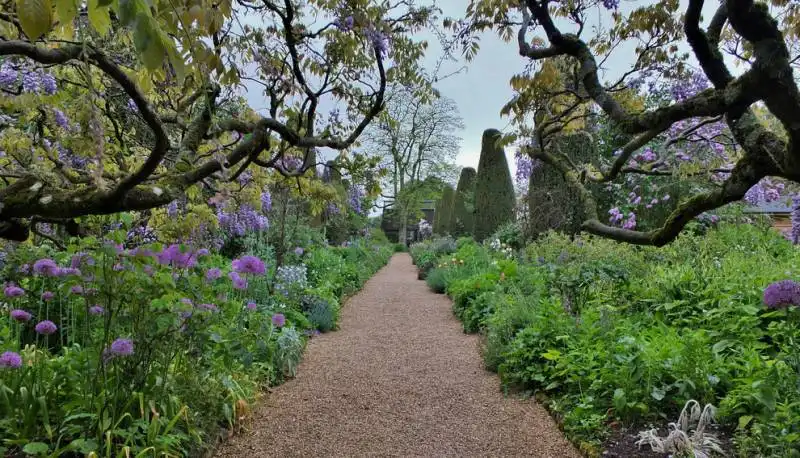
[415,223,800,456]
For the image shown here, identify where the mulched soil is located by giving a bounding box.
[215,254,579,457]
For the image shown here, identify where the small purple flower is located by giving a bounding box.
[89,305,105,315]
[35,320,58,335]
[763,280,800,310]
[10,309,32,322]
[271,313,286,328]
[143,265,154,276]
[4,285,24,297]
[18,264,30,275]
[198,303,219,312]
[0,351,22,369]
[246,301,257,311]
[197,248,210,256]
[205,267,222,282]
[232,255,266,275]
[33,258,59,276]
[70,285,84,295]
[109,338,134,356]
[294,247,304,256]
[113,263,125,271]
[180,298,193,306]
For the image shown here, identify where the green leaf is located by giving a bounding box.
[87,0,111,35]
[17,0,53,40]
[133,13,166,70]
[22,442,49,455]
[650,387,665,401]
[55,0,77,25]
[738,415,753,430]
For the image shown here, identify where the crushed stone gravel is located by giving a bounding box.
[215,254,579,457]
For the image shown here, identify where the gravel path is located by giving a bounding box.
[215,254,579,457]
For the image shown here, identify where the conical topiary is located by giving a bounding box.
[433,185,455,235]
[527,132,594,239]
[474,129,515,241]
[453,167,477,236]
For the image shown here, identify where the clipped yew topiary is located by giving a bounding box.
[527,132,595,239]
[434,185,456,235]
[474,129,515,241]
[452,167,477,236]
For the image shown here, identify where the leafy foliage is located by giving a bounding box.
[413,223,800,455]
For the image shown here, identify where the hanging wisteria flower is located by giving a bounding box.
[33,258,59,276]
[4,284,24,297]
[70,285,84,295]
[89,305,105,315]
[232,255,266,275]
[272,313,286,327]
[0,351,22,369]
[348,184,365,215]
[790,194,800,245]
[166,200,179,218]
[53,108,70,129]
[109,338,134,356]
[10,309,32,322]
[206,267,223,281]
[763,280,800,309]
[18,264,30,275]
[35,320,58,335]
[246,301,257,311]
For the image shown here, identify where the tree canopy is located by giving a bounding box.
[450,0,800,246]
[0,0,437,241]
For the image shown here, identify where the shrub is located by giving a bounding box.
[474,129,515,241]
[434,185,456,235]
[426,268,448,293]
[453,167,477,236]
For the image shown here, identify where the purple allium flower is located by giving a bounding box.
[10,309,32,322]
[271,313,286,328]
[89,305,105,315]
[0,351,22,369]
[4,285,24,297]
[198,303,218,312]
[110,338,134,356]
[293,247,304,256]
[33,258,59,276]
[205,267,222,281]
[229,271,248,290]
[763,280,800,309]
[70,285,84,295]
[197,248,210,256]
[232,255,266,275]
[35,320,57,335]
[246,301,257,311]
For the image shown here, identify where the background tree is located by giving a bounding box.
[474,129,515,241]
[452,166,476,236]
[366,86,463,243]
[449,0,800,246]
[0,0,437,242]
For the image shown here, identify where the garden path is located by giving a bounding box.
[215,254,578,457]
